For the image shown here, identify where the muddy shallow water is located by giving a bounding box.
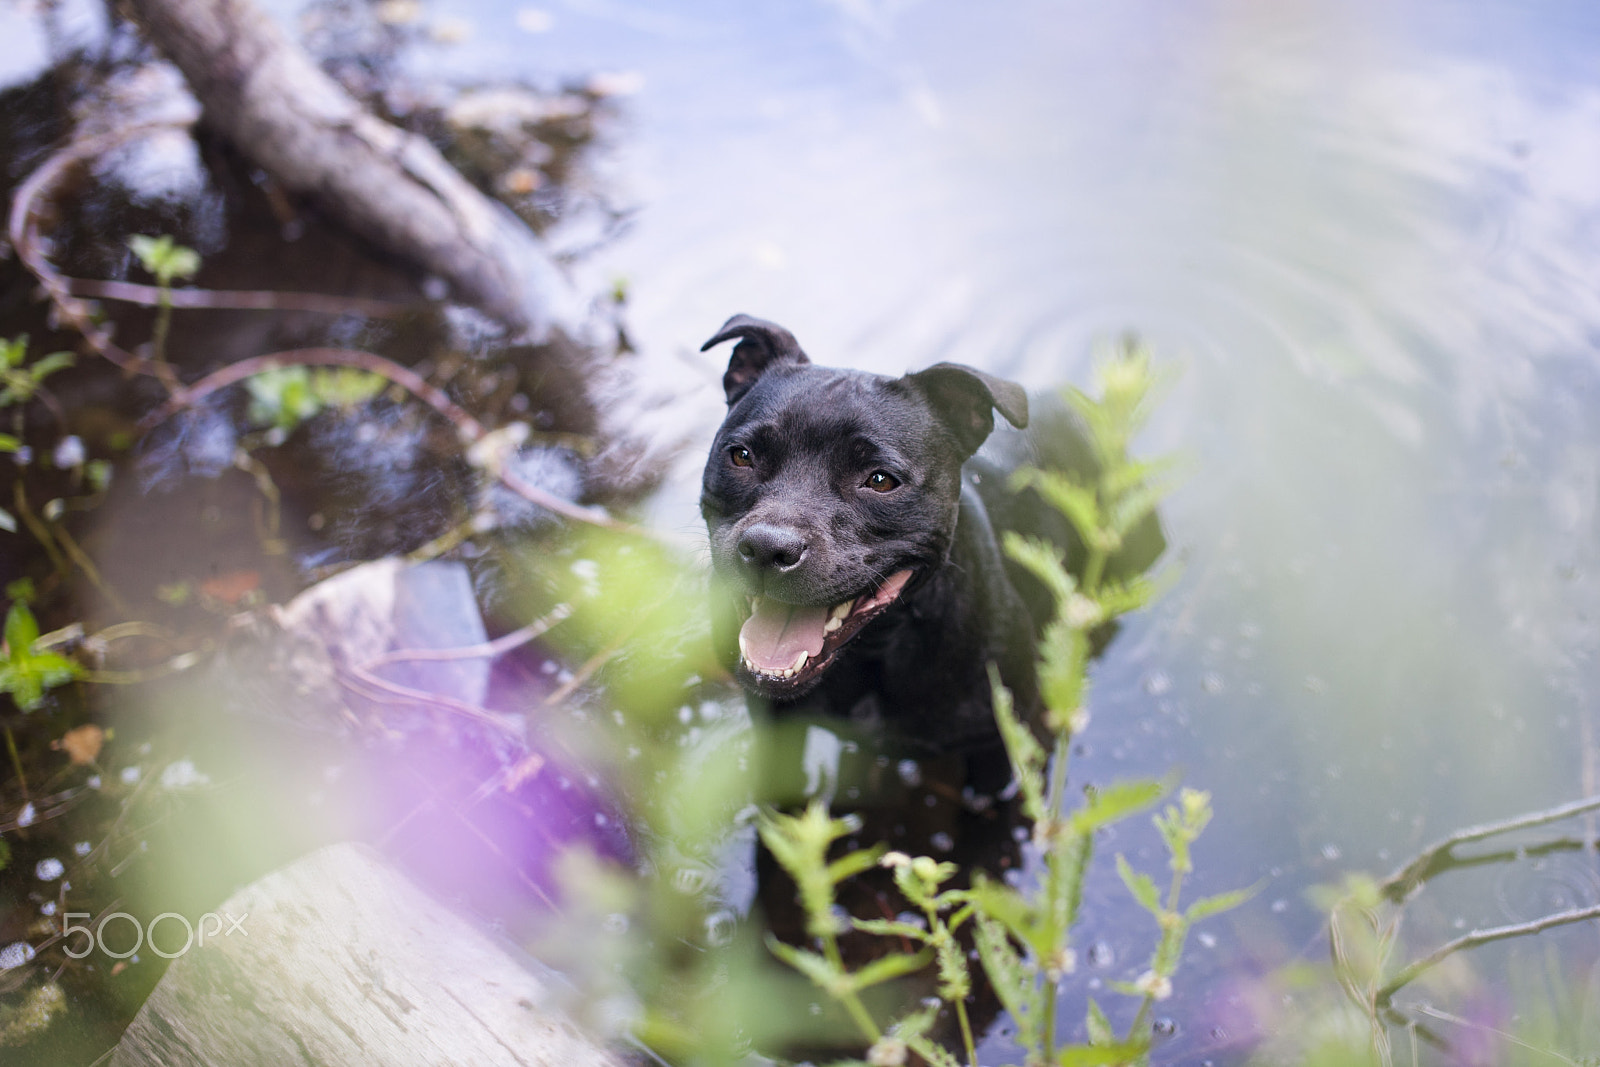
[2,0,1600,1063]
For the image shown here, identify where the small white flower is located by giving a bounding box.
[866,1036,908,1066]
[1133,969,1173,1000]
[1064,594,1104,630]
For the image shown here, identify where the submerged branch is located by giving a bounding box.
[1380,793,1600,902]
[1375,902,1600,1010]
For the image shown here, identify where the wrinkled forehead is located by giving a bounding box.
[725,365,933,449]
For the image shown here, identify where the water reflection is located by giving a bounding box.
[2,0,1597,1060]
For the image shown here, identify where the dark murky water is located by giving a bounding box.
[3,0,1600,1063]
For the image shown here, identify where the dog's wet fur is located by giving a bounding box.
[700,314,1165,760]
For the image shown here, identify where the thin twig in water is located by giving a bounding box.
[359,604,571,672]
[1375,902,1600,1009]
[338,662,523,739]
[8,125,189,387]
[136,347,484,437]
[1381,793,1600,901]
[64,277,411,318]
[142,346,646,535]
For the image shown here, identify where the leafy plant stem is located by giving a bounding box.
[151,287,173,370]
[4,724,28,797]
[12,481,66,574]
[823,929,882,1042]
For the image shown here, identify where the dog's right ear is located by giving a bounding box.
[701,314,809,405]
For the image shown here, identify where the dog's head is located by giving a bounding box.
[699,314,1028,701]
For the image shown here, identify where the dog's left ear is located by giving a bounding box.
[701,314,810,405]
[908,363,1030,457]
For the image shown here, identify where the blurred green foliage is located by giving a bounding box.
[245,366,386,434]
[755,342,1249,1067]
[0,580,82,713]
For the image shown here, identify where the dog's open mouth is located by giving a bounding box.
[736,569,914,696]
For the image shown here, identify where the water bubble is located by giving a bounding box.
[120,766,141,785]
[1086,941,1115,968]
[1270,898,1288,914]
[35,858,65,882]
[929,831,954,853]
[40,901,56,917]
[705,910,737,947]
[1152,1017,1177,1037]
[896,759,922,787]
[1197,931,1217,949]
[1200,672,1224,694]
[1321,843,1342,861]
[1143,670,1172,695]
[601,913,629,934]
[16,802,36,827]
[52,435,86,469]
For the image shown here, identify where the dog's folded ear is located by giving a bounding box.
[701,314,810,404]
[908,362,1030,457]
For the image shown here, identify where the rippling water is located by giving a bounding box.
[10,0,1598,1058]
[390,0,1600,1057]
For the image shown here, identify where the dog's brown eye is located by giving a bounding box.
[730,446,754,468]
[865,471,899,492]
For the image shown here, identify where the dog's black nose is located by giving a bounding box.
[737,524,808,571]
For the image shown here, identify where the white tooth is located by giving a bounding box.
[791,650,809,672]
[824,615,841,633]
[831,600,854,621]
[739,632,750,661]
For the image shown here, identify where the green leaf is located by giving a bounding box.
[1116,854,1162,916]
[5,599,41,651]
[764,935,844,994]
[1186,884,1257,923]
[26,351,75,383]
[1057,1040,1150,1065]
[989,665,1047,821]
[1071,777,1169,835]
[827,845,885,886]
[852,917,931,943]
[0,835,10,871]
[1003,531,1076,606]
[972,913,1040,1050]
[845,947,934,992]
[0,434,20,453]
[1084,997,1115,1046]
[1011,467,1102,546]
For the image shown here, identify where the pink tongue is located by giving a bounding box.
[739,599,830,672]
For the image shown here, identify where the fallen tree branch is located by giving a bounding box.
[124,0,583,340]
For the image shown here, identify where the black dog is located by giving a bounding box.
[700,314,1164,757]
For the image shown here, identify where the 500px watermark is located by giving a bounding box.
[61,911,248,960]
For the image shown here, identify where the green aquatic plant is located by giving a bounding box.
[757,340,1251,1067]
[0,580,82,714]
[245,365,387,436]
[0,335,74,414]
[128,233,200,369]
